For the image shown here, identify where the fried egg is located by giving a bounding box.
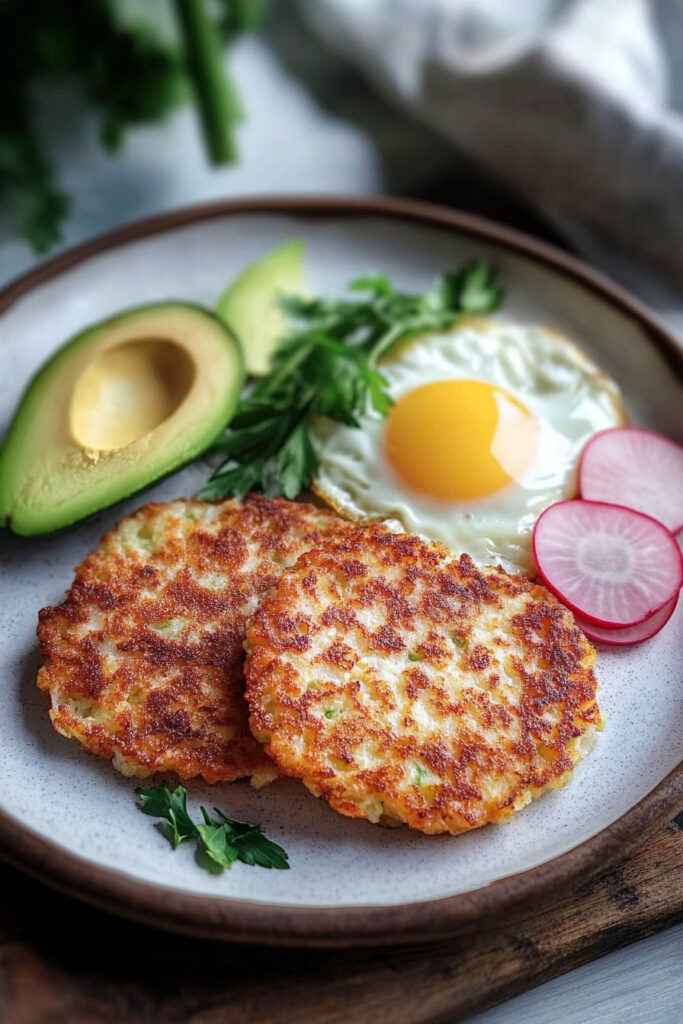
[312,319,626,575]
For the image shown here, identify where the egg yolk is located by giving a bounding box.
[384,379,538,500]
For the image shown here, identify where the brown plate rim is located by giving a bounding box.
[0,194,681,947]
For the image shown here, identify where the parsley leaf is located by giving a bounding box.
[277,420,320,500]
[200,259,503,501]
[442,260,505,313]
[213,809,290,869]
[136,783,290,873]
[194,832,236,873]
[349,274,394,297]
[137,782,197,848]
[195,809,240,873]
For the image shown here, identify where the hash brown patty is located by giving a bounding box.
[37,496,354,784]
[245,527,601,834]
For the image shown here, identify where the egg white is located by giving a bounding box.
[311,320,626,575]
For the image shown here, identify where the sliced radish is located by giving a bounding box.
[579,427,683,533]
[574,593,679,646]
[533,500,683,628]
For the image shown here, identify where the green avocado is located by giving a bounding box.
[216,240,306,376]
[0,302,244,535]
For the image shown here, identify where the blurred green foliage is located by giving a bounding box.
[0,0,265,254]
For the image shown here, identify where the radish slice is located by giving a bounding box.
[533,500,683,627]
[574,593,679,646]
[579,427,683,533]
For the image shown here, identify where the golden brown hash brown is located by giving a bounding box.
[37,496,355,784]
[245,527,601,834]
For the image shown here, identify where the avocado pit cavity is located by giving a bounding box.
[69,338,195,451]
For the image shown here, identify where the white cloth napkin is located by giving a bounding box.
[302,0,683,313]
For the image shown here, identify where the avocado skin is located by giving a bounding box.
[0,301,244,535]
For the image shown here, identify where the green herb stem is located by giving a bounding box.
[174,0,238,163]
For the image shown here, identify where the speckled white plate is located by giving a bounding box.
[0,198,681,946]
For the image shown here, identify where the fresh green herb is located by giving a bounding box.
[408,651,422,662]
[199,261,503,501]
[175,0,256,163]
[136,782,289,873]
[437,261,504,313]
[137,782,197,849]
[323,709,336,719]
[195,820,239,873]
[1,0,264,251]
[212,808,291,868]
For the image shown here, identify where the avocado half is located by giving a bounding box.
[0,302,244,535]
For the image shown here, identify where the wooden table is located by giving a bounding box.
[1,815,680,1024]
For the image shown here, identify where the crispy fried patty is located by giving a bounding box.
[37,496,354,784]
[245,527,601,833]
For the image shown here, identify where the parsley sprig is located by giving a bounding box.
[198,260,503,501]
[136,782,289,874]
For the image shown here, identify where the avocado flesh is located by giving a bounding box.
[217,240,306,376]
[0,302,244,535]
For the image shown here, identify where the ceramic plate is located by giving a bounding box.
[0,197,681,946]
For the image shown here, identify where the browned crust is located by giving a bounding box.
[0,195,680,945]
